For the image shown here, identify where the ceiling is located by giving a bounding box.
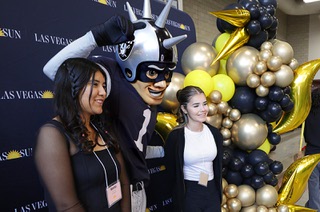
[277,0,320,15]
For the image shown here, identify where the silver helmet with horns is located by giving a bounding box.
[115,0,187,82]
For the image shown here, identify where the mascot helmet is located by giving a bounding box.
[115,0,187,82]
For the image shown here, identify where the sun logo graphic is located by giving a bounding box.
[180,24,186,30]
[97,0,107,5]
[160,165,166,171]
[0,28,4,37]
[42,90,54,99]
[6,150,21,160]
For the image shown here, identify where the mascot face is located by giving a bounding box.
[115,0,186,106]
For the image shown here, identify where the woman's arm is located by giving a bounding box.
[34,125,85,212]
[115,150,131,212]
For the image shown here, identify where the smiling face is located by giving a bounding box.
[131,62,175,106]
[79,71,107,120]
[182,93,208,125]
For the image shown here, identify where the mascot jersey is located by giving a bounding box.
[43,32,157,185]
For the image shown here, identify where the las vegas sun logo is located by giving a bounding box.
[42,90,54,99]
[7,150,21,160]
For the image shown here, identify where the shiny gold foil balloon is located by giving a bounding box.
[286,204,317,212]
[181,42,219,76]
[277,154,320,206]
[155,112,178,141]
[256,185,278,207]
[210,9,250,27]
[237,185,256,207]
[160,72,185,113]
[227,46,259,86]
[274,59,320,134]
[213,27,250,66]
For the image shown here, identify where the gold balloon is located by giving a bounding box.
[224,184,239,198]
[260,72,276,87]
[206,113,223,129]
[256,185,278,207]
[209,90,222,104]
[222,117,233,129]
[212,27,250,66]
[207,102,218,116]
[274,59,320,134]
[247,73,261,88]
[210,9,251,27]
[286,204,317,212]
[227,198,242,211]
[256,84,269,97]
[229,108,241,122]
[220,127,231,139]
[277,154,320,206]
[160,72,185,113]
[237,185,256,207]
[155,112,178,141]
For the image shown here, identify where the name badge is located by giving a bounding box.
[198,172,209,187]
[106,180,122,208]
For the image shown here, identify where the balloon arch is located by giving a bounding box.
[157,0,320,211]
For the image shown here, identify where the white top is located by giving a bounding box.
[183,124,217,181]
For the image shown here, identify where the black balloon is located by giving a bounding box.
[241,164,255,178]
[258,0,278,9]
[269,160,283,174]
[239,0,260,8]
[259,11,273,29]
[254,161,270,175]
[229,157,244,171]
[233,148,249,163]
[266,4,276,16]
[246,30,268,49]
[269,176,278,186]
[263,170,275,183]
[247,20,261,35]
[246,3,260,19]
[268,132,281,145]
[255,97,269,111]
[280,94,291,108]
[225,170,243,185]
[229,86,257,114]
[283,101,294,112]
[268,86,285,102]
[248,149,269,165]
[267,123,273,133]
[251,174,265,189]
[223,151,232,166]
[267,101,282,118]
[283,86,291,95]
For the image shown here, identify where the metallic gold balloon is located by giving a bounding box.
[261,41,273,51]
[272,40,294,64]
[256,84,269,97]
[212,27,250,66]
[222,178,228,190]
[210,9,250,27]
[227,198,242,211]
[286,204,317,212]
[237,185,256,207]
[229,108,241,121]
[241,205,257,212]
[222,193,227,205]
[246,73,261,88]
[274,65,294,88]
[206,114,223,129]
[160,72,185,113]
[274,59,320,134]
[221,127,231,139]
[231,113,268,151]
[207,102,218,116]
[224,184,239,198]
[260,72,276,87]
[218,101,230,115]
[259,49,272,62]
[155,112,178,141]
[277,154,320,206]
[256,205,268,212]
[181,42,219,76]
[256,185,278,207]
[254,61,268,75]
[267,55,283,71]
[222,117,233,129]
[209,90,222,104]
[277,205,289,212]
[223,138,232,146]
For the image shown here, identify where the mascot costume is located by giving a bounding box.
[42,0,187,211]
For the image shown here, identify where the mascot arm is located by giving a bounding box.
[43,32,97,81]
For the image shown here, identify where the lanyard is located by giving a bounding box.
[91,123,119,186]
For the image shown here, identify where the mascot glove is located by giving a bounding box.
[91,15,135,47]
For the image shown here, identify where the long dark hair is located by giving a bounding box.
[53,58,118,153]
[175,86,205,125]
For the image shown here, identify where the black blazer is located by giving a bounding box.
[164,122,223,212]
